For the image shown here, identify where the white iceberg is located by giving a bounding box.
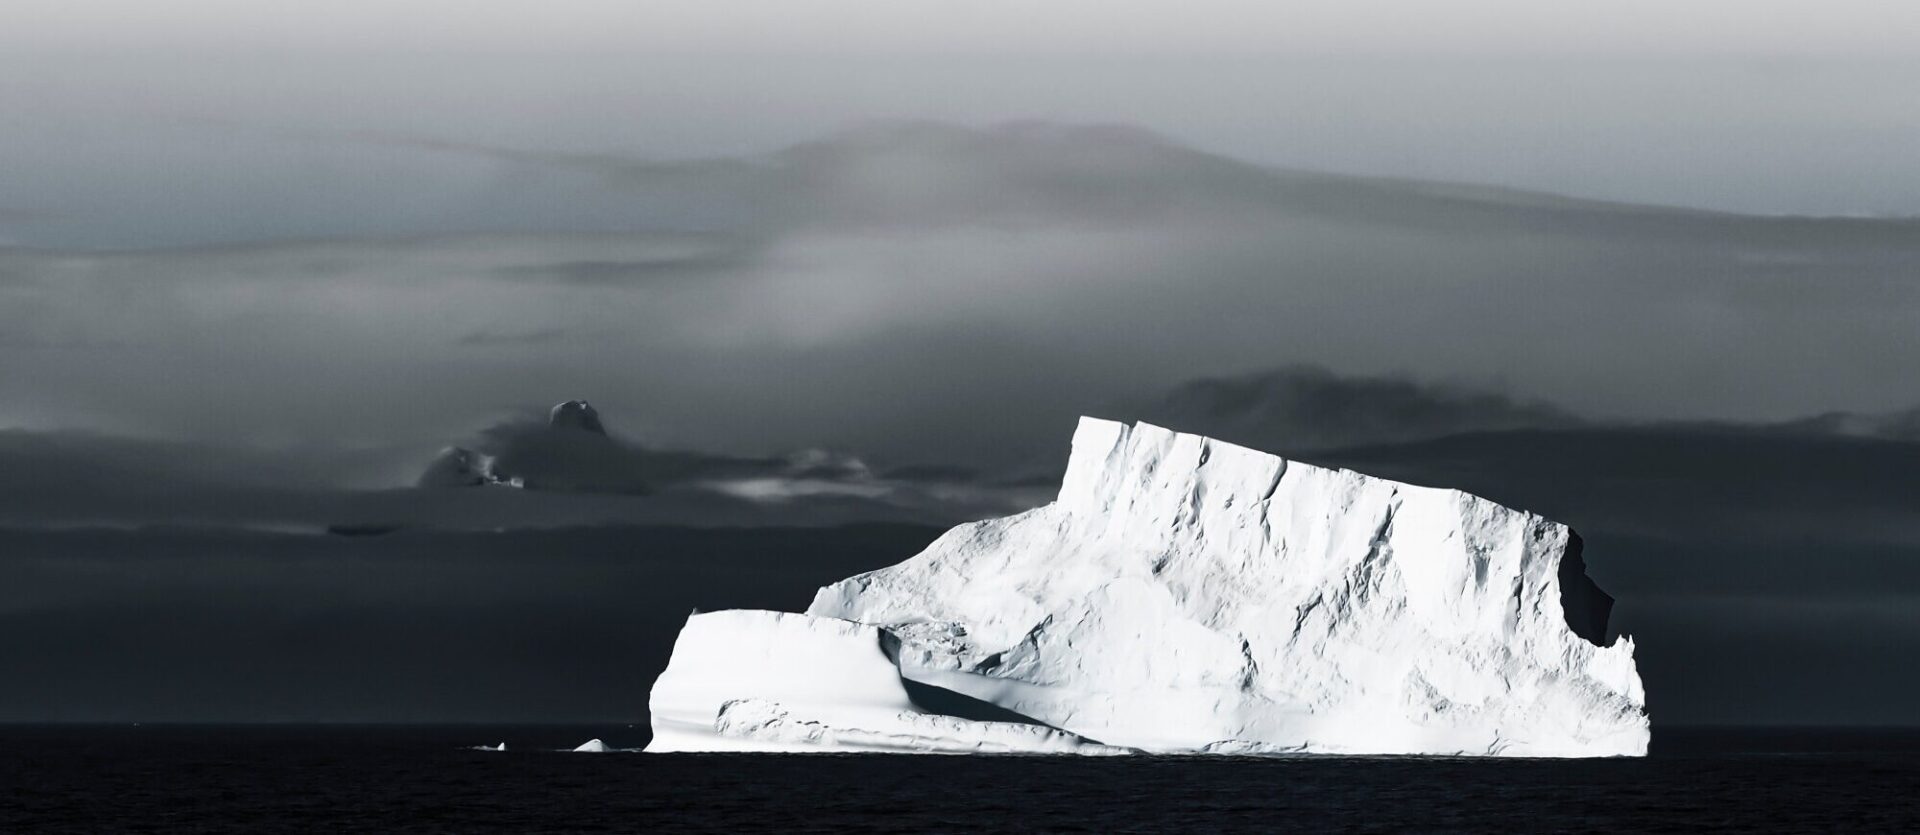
[646,609,1126,754]
[572,738,609,752]
[650,418,1649,757]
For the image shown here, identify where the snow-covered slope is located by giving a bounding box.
[645,609,1126,754]
[807,418,1648,756]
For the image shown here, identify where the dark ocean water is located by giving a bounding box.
[3,726,1917,833]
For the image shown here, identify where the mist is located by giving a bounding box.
[4,123,1918,474]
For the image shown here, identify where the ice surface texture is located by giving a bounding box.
[655,418,1647,756]
[646,610,1125,754]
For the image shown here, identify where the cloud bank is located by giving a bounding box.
[5,122,1919,473]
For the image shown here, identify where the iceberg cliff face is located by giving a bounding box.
[650,418,1648,757]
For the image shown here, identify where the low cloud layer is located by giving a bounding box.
[1134,363,1920,455]
[1135,365,1583,454]
[0,399,1040,532]
[4,122,1919,471]
[420,399,1041,522]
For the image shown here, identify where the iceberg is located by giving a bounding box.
[647,610,1127,754]
[648,418,1648,757]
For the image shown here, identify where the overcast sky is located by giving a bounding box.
[11,1,1920,55]
[6,1,1920,221]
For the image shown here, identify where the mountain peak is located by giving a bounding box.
[548,400,607,435]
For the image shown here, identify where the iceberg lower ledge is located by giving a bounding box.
[645,418,1650,757]
[646,609,1127,755]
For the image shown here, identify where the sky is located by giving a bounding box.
[2,1,1918,727]
[6,1,1920,220]
[10,1,1920,55]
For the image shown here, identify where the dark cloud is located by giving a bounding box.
[0,428,360,493]
[1135,365,1582,454]
[1771,408,1920,443]
[1136,363,1920,456]
[878,463,982,484]
[1315,427,1920,544]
